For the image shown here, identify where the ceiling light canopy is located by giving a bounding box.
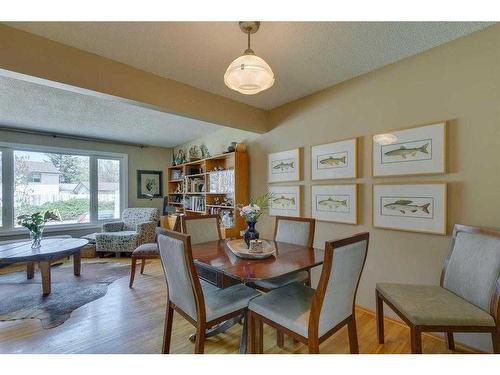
[224,22,275,95]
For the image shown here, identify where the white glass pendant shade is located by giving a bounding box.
[224,53,275,95]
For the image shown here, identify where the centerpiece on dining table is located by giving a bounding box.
[17,210,61,249]
[236,192,273,248]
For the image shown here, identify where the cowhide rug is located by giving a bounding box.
[0,262,130,329]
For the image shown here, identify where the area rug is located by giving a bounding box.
[0,262,130,329]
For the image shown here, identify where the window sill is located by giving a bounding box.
[0,223,105,237]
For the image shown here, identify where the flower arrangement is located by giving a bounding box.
[237,192,273,223]
[17,211,61,248]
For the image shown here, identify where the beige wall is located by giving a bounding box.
[0,129,171,239]
[176,24,500,352]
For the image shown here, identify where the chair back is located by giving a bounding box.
[122,208,160,231]
[157,230,205,322]
[310,233,369,338]
[274,216,315,247]
[441,224,500,314]
[181,215,221,245]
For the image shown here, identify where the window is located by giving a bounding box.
[0,143,127,233]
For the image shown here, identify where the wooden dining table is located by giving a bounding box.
[190,238,324,353]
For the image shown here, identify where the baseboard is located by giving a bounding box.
[355,305,486,354]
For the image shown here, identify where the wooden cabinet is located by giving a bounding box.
[166,151,249,238]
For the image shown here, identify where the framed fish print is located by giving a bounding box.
[372,122,446,177]
[311,184,358,224]
[268,148,302,183]
[268,185,302,217]
[373,183,447,235]
[311,138,358,180]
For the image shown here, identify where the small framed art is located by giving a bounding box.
[137,170,163,199]
[311,138,357,180]
[268,185,301,217]
[268,148,302,183]
[311,184,358,224]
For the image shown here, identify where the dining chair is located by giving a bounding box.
[181,214,221,245]
[376,224,500,354]
[248,232,369,354]
[158,229,260,354]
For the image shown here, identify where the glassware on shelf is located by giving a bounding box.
[209,169,234,193]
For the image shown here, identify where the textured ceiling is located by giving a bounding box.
[0,74,223,147]
[4,22,494,110]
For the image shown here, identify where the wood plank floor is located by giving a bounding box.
[0,259,476,354]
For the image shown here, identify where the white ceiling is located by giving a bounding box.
[0,73,223,148]
[4,22,494,110]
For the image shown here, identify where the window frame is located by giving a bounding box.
[0,141,128,236]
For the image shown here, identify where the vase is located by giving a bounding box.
[244,221,259,248]
[30,226,45,249]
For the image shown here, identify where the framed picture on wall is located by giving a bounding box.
[137,170,163,199]
[268,148,302,183]
[311,138,358,180]
[372,121,446,177]
[372,183,447,235]
[311,184,358,224]
[268,185,302,217]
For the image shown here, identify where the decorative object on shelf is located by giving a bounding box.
[137,170,163,199]
[221,210,234,228]
[188,145,201,161]
[311,138,358,180]
[311,184,358,224]
[209,169,234,193]
[235,143,246,152]
[268,185,301,217]
[171,169,183,180]
[372,122,446,177]
[237,192,273,248]
[373,183,447,235]
[227,142,237,153]
[174,149,186,166]
[17,211,61,248]
[224,21,275,95]
[268,148,302,183]
[226,238,276,259]
[200,144,211,159]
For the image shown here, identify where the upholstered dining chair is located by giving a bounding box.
[158,229,260,354]
[248,232,369,354]
[181,214,221,245]
[376,224,500,354]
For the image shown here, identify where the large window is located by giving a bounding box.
[0,143,127,233]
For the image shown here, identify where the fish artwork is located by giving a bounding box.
[273,195,295,207]
[319,156,346,167]
[273,161,294,171]
[384,200,430,215]
[318,196,347,210]
[384,143,429,159]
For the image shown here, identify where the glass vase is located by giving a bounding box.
[30,226,45,249]
[243,221,259,248]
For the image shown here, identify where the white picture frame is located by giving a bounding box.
[311,184,358,224]
[372,122,446,177]
[268,148,301,183]
[268,185,301,217]
[311,138,358,180]
[373,183,447,235]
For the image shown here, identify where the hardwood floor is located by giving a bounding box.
[0,259,478,354]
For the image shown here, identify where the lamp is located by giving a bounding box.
[224,22,275,95]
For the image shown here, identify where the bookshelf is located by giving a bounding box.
[166,151,249,238]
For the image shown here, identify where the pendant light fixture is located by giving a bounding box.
[224,22,275,95]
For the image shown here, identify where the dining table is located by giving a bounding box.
[191,238,324,353]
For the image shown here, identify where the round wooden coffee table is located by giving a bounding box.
[0,237,89,296]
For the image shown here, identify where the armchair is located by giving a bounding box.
[95,208,160,255]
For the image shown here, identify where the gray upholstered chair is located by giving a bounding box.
[248,232,369,353]
[95,207,160,256]
[181,214,221,244]
[158,229,260,354]
[376,224,500,354]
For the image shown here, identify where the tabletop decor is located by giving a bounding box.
[311,138,358,180]
[226,239,276,259]
[236,192,273,248]
[17,211,61,248]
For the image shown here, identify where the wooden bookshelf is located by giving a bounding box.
[166,151,249,238]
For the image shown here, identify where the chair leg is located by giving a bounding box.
[308,339,320,354]
[248,311,255,354]
[129,258,137,288]
[277,330,284,348]
[256,317,263,354]
[492,332,500,354]
[376,290,385,344]
[410,326,422,354]
[195,324,206,354]
[26,262,35,279]
[140,258,146,274]
[446,332,455,351]
[347,316,359,354]
[162,303,174,354]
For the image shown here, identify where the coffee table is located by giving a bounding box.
[0,237,89,296]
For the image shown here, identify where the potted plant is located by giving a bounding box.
[236,192,273,248]
[17,211,61,249]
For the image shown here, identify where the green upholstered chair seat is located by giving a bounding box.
[253,270,309,290]
[376,282,495,327]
